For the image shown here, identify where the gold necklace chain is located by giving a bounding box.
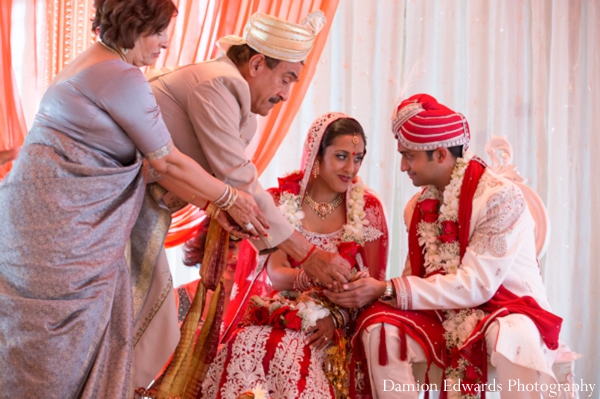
[304,193,344,220]
[99,40,125,61]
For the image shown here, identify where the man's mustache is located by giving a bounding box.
[269,96,283,104]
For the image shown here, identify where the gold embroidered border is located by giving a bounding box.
[133,271,173,347]
[145,140,174,161]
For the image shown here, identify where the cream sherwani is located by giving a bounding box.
[149,56,294,251]
[364,170,565,398]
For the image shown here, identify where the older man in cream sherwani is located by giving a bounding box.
[149,12,352,289]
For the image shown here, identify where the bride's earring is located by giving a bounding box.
[312,160,320,179]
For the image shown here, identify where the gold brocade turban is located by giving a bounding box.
[216,10,326,62]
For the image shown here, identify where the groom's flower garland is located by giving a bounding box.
[277,171,369,245]
[416,151,485,398]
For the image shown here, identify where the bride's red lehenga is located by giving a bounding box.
[200,113,389,399]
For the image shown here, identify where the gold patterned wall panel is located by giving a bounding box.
[44,0,95,85]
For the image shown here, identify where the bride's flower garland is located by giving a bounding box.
[277,171,369,245]
[243,293,331,332]
[415,151,485,399]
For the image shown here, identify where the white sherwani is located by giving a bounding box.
[364,169,562,398]
[397,169,552,314]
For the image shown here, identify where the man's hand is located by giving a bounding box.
[302,249,352,291]
[323,277,387,308]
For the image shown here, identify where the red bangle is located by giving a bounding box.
[298,244,317,265]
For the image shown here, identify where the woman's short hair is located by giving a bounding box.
[227,44,281,70]
[92,0,177,50]
[318,118,367,158]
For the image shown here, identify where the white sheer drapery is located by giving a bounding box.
[260,0,599,387]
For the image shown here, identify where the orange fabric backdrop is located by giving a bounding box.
[0,1,26,179]
[3,0,339,246]
[162,0,340,247]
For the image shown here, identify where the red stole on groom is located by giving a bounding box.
[408,159,562,397]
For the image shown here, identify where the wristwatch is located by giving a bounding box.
[380,280,395,301]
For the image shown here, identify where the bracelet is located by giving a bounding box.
[212,185,238,211]
[221,187,238,211]
[298,244,317,265]
[213,185,230,207]
[338,308,349,329]
[330,313,340,329]
[292,269,314,291]
[328,307,346,330]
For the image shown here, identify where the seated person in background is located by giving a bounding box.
[201,113,389,399]
[0,147,19,167]
[174,219,241,326]
[325,94,564,399]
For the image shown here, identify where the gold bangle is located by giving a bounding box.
[213,185,230,207]
[221,187,238,211]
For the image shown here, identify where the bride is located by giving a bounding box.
[201,112,389,398]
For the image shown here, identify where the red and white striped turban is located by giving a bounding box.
[391,94,470,151]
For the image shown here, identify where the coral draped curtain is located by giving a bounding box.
[0,1,26,179]
[5,0,339,246]
[259,0,599,387]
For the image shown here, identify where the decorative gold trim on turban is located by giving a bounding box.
[217,10,326,62]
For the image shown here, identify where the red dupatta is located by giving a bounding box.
[408,159,562,397]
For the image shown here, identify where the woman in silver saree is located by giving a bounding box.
[0,0,267,397]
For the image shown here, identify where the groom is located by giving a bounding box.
[325,94,564,398]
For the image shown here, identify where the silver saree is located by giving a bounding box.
[0,125,173,398]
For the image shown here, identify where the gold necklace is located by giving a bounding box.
[99,40,125,61]
[304,193,344,220]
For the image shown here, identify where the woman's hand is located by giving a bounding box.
[225,190,270,238]
[215,212,256,240]
[305,315,336,350]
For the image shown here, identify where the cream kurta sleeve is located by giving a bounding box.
[186,76,294,250]
[393,184,534,310]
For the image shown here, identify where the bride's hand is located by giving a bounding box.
[225,190,270,238]
[305,316,335,350]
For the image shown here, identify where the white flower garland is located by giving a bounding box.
[416,151,473,276]
[278,173,369,245]
[250,383,269,399]
[415,151,486,398]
